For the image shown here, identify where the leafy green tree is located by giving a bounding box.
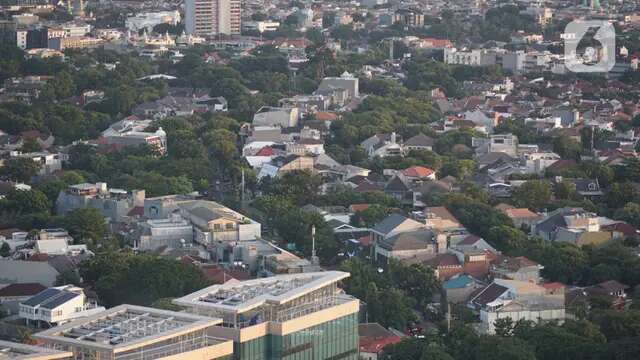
[487,226,528,253]
[1,158,40,182]
[512,180,552,210]
[2,189,50,215]
[494,317,515,337]
[553,135,582,161]
[352,204,389,227]
[0,242,10,257]
[80,251,210,307]
[63,208,107,248]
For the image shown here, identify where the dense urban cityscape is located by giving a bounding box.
[0,0,640,358]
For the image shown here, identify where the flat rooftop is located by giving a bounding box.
[34,305,224,351]
[0,340,71,360]
[173,271,349,313]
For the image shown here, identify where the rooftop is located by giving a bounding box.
[22,287,81,310]
[173,271,349,314]
[0,340,71,360]
[35,305,223,351]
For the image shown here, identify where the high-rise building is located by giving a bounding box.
[173,271,360,360]
[185,0,241,37]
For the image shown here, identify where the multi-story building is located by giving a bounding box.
[178,200,261,246]
[444,48,497,67]
[253,106,299,128]
[135,213,194,251]
[393,8,424,27]
[101,119,167,154]
[173,271,360,360]
[34,305,234,360]
[185,0,241,37]
[125,11,181,32]
[55,183,145,222]
[9,151,64,175]
[19,286,105,327]
[242,21,280,33]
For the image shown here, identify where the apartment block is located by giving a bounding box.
[173,271,360,360]
[185,0,241,37]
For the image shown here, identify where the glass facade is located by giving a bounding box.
[233,314,359,360]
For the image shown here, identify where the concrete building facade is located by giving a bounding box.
[185,0,241,36]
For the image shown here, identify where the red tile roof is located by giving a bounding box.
[359,335,402,354]
[256,146,275,156]
[401,166,435,178]
[0,283,47,297]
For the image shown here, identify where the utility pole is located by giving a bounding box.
[311,225,319,265]
[240,168,245,210]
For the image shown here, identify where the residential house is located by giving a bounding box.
[252,106,299,128]
[470,279,565,334]
[361,133,403,158]
[0,260,59,287]
[359,323,402,360]
[0,283,47,315]
[474,134,519,157]
[101,118,167,154]
[423,253,463,280]
[8,151,64,176]
[496,205,541,229]
[35,228,89,256]
[585,280,629,310]
[400,166,436,182]
[523,151,561,174]
[371,213,446,261]
[257,155,315,179]
[491,256,542,283]
[443,274,485,304]
[532,207,613,246]
[403,133,434,152]
[384,175,415,207]
[421,207,464,232]
[375,228,447,264]
[316,72,359,103]
[178,200,261,246]
[19,285,105,327]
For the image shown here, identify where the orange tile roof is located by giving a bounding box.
[504,208,540,219]
[401,166,435,178]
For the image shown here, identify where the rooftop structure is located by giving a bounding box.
[0,340,71,360]
[34,305,233,360]
[174,272,359,359]
[174,271,351,326]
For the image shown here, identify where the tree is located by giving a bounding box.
[2,189,50,215]
[487,226,528,253]
[0,242,10,257]
[553,135,582,161]
[20,138,41,153]
[352,204,389,227]
[494,317,515,337]
[80,251,210,307]
[512,180,552,210]
[63,208,108,248]
[1,158,40,182]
